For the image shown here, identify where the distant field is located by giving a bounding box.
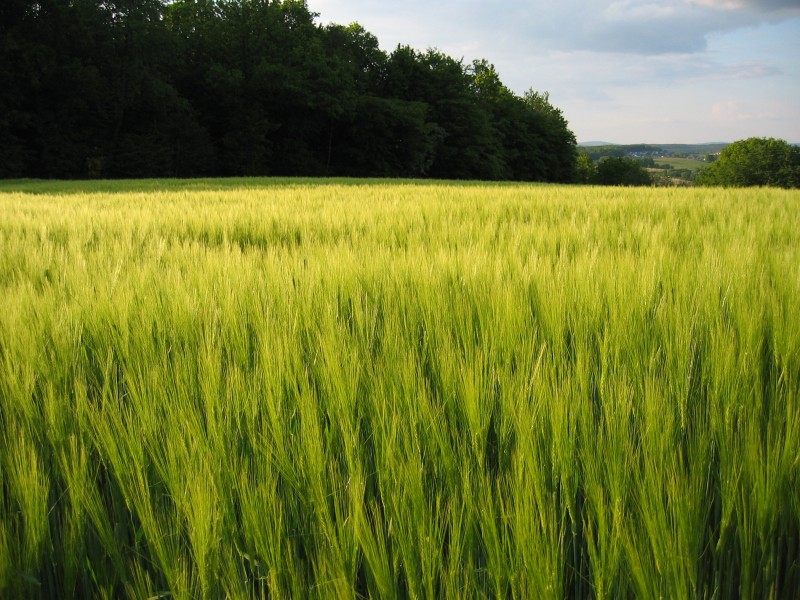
[654,157,709,172]
[0,177,467,195]
[1,180,798,598]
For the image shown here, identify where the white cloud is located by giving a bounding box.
[310,0,800,143]
[710,101,777,124]
[314,0,800,56]
[690,0,744,7]
[691,0,800,11]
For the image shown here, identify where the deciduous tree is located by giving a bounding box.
[0,0,578,182]
[696,137,800,188]
[594,156,651,186]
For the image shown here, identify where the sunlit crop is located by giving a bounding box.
[1,180,798,598]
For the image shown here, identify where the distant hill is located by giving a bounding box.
[578,143,729,158]
[579,142,728,153]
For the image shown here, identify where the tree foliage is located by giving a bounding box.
[593,157,651,186]
[0,0,577,181]
[696,137,800,189]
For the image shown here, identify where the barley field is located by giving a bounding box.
[0,180,798,598]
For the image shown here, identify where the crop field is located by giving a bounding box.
[0,180,799,598]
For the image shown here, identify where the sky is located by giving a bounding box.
[310,0,800,144]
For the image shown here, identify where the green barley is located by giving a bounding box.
[0,180,798,598]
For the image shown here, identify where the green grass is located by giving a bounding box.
[1,180,799,598]
[0,177,522,195]
[654,157,709,172]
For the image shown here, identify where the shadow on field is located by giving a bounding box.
[0,177,532,195]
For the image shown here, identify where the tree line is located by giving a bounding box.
[695,137,799,189]
[0,0,578,181]
[575,138,800,188]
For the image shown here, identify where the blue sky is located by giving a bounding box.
[311,0,800,144]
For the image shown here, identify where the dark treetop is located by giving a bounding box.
[0,0,577,181]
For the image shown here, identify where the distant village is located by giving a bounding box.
[575,142,730,185]
[578,142,728,162]
[625,149,718,161]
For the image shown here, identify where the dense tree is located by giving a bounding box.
[0,0,41,176]
[0,0,577,181]
[521,90,577,182]
[574,153,597,184]
[696,137,800,189]
[594,157,652,186]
